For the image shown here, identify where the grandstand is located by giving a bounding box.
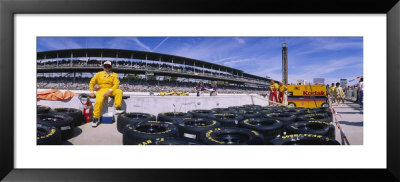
[37,48,273,93]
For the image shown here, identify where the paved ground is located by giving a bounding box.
[62,100,363,145]
[62,119,122,145]
[332,100,363,145]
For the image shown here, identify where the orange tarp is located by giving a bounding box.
[37,89,75,101]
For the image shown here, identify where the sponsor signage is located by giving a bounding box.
[303,91,325,96]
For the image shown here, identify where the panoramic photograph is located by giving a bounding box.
[36,37,363,145]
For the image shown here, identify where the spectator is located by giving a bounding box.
[278,82,287,104]
[208,81,218,96]
[329,83,336,104]
[335,82,344,105]
[195,81,206,96]
[269,80,279,105]
[357,78,363,108]
[37,76,268,94]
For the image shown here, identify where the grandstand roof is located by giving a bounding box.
[37,49,270,82]
[38,48,241,72]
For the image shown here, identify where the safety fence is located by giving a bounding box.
[328,96,351,145]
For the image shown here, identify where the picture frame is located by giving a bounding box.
[1,0,399,181]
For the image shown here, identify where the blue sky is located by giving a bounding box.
[37,37,363,85]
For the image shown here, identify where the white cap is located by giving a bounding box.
[104,61,112,66]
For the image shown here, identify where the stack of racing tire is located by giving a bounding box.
[37,105,84,145]
[120,104,339,145]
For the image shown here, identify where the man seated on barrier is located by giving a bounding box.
[89,61,123,127]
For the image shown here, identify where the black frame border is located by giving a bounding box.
[1,0,399,181]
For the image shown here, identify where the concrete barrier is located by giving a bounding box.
[37,90,268,116]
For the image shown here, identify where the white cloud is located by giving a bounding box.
[38,38,83,51]
[286,56,362,84]
[249,55,282,77]
[152,37,168,51]
[106,38,154,52]
[132,38,152,52]
[299,56,361,75]
[223,58,252,67]
[293,38,363,56]
[106,38,135,49]
[212,56,238,63]
[171,38,241,60]
[248,54,362,84]
[233,38,245,44]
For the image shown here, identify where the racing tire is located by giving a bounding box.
[122,121,178,145]
[237,110,262,119]
[37,112,74,141]
[211,108,235,114]
[175,118,221,141]
[243,104,262,111]
[37,105,51,114]
[305,107,332,117]
[187,109,216,118]
[270,133,340,145]
[200,127,264,145]
[259,107,278,115]
[296,113,332,123]
[117,112,157,133]
[157,112,192,124]
[51,107,84,127]
[238,118,284,144]
[137,137,203,145]
[286,120,335,139]
[262,112,297,131]
[37,123,62,145]
[321,102,330,108]
[287,102,296,108]
[227,106,247,111]
[279,108,307,116]
[210,113,244,127]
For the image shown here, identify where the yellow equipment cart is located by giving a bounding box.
[286,85,329,108]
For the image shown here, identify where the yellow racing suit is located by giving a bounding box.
[89,71,123,118]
